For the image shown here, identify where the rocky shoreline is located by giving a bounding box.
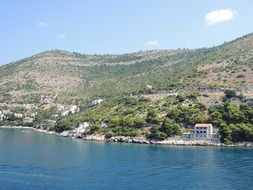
[1,126,253,147]
[104,136,253,147]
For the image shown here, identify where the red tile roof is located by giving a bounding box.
[195,123,212,128]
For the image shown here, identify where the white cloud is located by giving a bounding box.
[145,40,159,46]
[57,33,67,39]
[35,21,48,28]
[205,9,238,25]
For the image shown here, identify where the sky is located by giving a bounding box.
[0,0,253,64]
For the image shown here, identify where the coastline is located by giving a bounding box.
[1,125,253,147]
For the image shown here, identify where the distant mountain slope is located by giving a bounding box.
[0,33,253,104]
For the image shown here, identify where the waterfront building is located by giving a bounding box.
[194,123,213,139]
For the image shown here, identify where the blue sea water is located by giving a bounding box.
[0,128,253,190]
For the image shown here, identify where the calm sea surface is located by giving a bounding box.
[0,128,253,190]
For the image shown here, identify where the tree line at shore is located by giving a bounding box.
[1,90,252,144]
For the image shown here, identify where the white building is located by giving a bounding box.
[61,105,79,116]
[0,111,5,121]
[194,123,213,139]
[69,105,78,114]
[146,84,153,90]
[92,99,103,105]
[77,122,89,133]
[64,122,90,138]
[14,113,23,119]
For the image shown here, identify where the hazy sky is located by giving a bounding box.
[0,0,252,64]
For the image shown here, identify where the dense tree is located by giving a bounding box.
[109,117,123,127]
[219,123,232,144]
[33,108,56,126]
[55,116,78,132]
[133,117,146,128]
[88,124,101,134]
[210,111,223,126]
[160,118,181,137]
[146,109,160,124]
[240,104,253,123]
[224,103,245,124]
[224,89,237,99]
[148,126,167,140]
[111,126,136,137]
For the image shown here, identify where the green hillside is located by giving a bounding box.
[0,33,253,104]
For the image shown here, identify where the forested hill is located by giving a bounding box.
[0,33,253,104]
